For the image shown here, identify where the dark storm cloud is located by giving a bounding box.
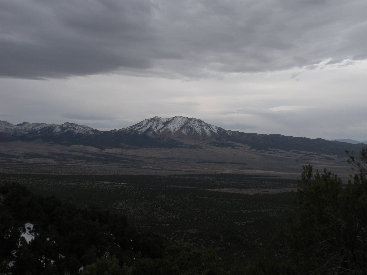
[1,0,367,78]
[0,0,155,77]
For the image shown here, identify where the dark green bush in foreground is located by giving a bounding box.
[289,149,367,274]
[249,148,367,274]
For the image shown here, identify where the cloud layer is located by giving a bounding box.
[1,0,367,78]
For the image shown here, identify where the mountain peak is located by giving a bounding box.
[126,116,225,137]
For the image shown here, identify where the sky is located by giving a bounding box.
[1,0,367,140]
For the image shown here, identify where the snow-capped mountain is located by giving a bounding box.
[0,121,97,136]
[125,116,227,138]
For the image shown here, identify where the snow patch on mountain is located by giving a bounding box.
[50,122,96,135]
[126,116,225,137]
[16,122,50,133]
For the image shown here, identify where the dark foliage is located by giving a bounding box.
[288,148,367,273]
[0,184,157,274]
[248,147,367,274]
[0,181,227,274]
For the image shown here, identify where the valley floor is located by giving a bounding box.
[0,141,351,178]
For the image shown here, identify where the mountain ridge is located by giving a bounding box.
[0,116,227,137]
[0,116,365,156]
[0,120,96,135]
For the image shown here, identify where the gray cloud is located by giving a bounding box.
[0,0,155,78]
[1,0,367,78]
[62,113,116,121]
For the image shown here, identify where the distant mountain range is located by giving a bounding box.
[0,116,365,156]
[0,121,97,135]
[334,139,367,145]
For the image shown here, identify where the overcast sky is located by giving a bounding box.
[1,0,367,140]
